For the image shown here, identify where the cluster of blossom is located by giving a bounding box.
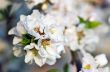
[9,10,65,67]
[9,0,109,71]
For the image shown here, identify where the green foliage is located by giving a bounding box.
[78,16,86,23]
[47,69,59,72]
[63,64,69,72]
[78,16,101,29]
[85,21,101,29]
[20,34,36,46]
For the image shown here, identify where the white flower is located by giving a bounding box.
[9,9,66,66]
[80,53,108,72]
[82,53,98,69]
[0,0,11,9]
[81,30,99,52]
[76,24,99,52]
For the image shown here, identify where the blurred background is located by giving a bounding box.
[0,0,110,72]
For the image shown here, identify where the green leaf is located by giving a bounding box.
[85,21,101,29]
[78,16,86,23]
[47,69,59,72]
[23,34,34,39]
[20,34,39,46]
[78,16,101,29]
[20,34,33,46]
[20,37,31,46]
[63,64,69,72]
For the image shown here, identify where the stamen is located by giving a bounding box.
[34,27,45,35]
[41,39,50,48]
[30,48,38,56]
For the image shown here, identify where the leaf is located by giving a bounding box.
[20,34,38,46]
[20,34,33,45]
[23,34,34,39]
[78,16,86,23]
[20,37,31,46]
[78,16,101,29]
[85,21,101,29]
[63,64,69,72]
[47,69,59,72]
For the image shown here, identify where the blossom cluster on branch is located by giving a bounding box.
[8,0,109,72]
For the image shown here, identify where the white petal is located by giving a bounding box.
[16,22,26,35]
[46,47,60,58]
[38,48,48,57]
[56,44,65,54]
[8,27,16,35]
[95,54,108,67]
[30,43,39,50]
[25,51,34,63]
[24,45,33,50]
[46,55,56,65]
[20,15,26,21]
[34,55,46,67]
[13,37,22,45]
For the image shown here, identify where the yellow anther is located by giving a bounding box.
[83,64,91,70]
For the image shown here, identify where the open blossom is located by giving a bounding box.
[75,24,99,52]
[80,29,99,52]
[64,23,99,52]
[80,53,109,72]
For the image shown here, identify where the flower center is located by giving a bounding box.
[30,48,38,56]
[34,27,45,35]
[77,31,85,40]
[41,39,50,48]
[83,64,91,70]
